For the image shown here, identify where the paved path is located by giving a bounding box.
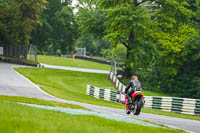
[0,63,55,100]
[0,62,200,133]
[40,63,110,74]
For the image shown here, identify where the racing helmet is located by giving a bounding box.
[131,75,138,80]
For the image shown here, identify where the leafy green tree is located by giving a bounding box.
[76,0,200,98]
[101,44,127,62]
[146,0,200,98]
[75,34,110,56]
[175,33,200,98]
[53,6,77,54]
[31,0,76,55]
[76,4,106,39]
[75,1,110,56]
[0,0,46,46]
[76,0,156,77]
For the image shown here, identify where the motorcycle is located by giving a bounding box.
[125,90,145,115]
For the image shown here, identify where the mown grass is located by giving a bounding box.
[38,55,169,97]
[143,90,171,97]
[38,55,110,70]
[14,68,200,121]
[0,100,182,133]
[15,68,123,109]
[0,95,86,109]
[142,108,200,121]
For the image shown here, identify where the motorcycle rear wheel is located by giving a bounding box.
[133,99,142,115]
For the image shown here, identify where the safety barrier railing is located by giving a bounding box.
[144,96,200,115]
[109,71,126,92]
[86,85,119,103]
[86,70,200,116]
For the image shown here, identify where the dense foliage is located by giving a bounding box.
[75,2,110,56]
[146,0,200,98]
[0,0,46,46]
[76,0,200,98]
[31,0,76,55]
[1,0,200,98]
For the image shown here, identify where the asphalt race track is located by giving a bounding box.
[0,62,200,133]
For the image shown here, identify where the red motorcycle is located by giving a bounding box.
[125,91,145,115]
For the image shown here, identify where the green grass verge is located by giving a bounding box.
[15,68,123,109]
[142,108,200,121]
[14,68,200,121]
[38,55,170,97]
[38,55,110,70]
[143,90,171,97]
[0,95,86,110]
[0,100,182,133]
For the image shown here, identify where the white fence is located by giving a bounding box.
[86,84,200,116]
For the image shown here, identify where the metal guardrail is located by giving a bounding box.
[109,71,126,92]
[86,85,119,103]
[86,84,200,116]
[144,96,200,115]
[86,70,200,116]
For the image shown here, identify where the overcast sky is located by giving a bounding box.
[72,0,78,6]
[71,0,79,13]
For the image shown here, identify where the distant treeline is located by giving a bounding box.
[1,0,200,98]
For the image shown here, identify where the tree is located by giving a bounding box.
[146,0,200,98]
[52,6,77,54]
[92,0,159,77]
[31,0,77,55]
[94,0,196,78]
[75,35,110,56]
[75,1,111,56]
[0,0,46,46]
[76,0,157,77]
[76,0,200,98]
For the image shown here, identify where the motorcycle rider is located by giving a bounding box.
[125,75,142,114]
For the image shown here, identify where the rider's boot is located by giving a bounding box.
[125,95,131,115]
[126,105,131,114]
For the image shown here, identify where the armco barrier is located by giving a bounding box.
[86,85,119,102]
[110,71,200,115]
[109,71,126,92]
[86,85,200,116]
[144,96,200,116]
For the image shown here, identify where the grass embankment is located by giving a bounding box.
[15,68,122,109]
[142,108,200,121]
[0,99,180,133]
[15,68,200,121]
[38,55,110,70]
[0,95,86,109]
[38,55,170,97]
[142,90,171,97]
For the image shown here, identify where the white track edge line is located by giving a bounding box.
[11,66,58,99]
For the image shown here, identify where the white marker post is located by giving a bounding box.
[0,47,3,55]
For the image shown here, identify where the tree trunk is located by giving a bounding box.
[124,46,132,77]
[123,30,135,78]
